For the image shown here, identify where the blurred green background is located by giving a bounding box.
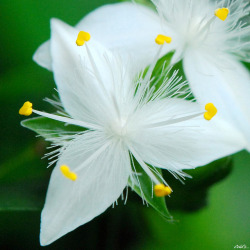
[0,0,250,249]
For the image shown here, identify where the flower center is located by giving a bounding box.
[168,6,229,62]
[111,117,128,138]
[179,15,216,50]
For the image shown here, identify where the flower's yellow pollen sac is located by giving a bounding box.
[204,103,217,120]
[155,34,172,45]
[76,31,91,46]
[19,101,33,116]
[154,184,172,197]
[60,165,77,181]
[215,8,229,21]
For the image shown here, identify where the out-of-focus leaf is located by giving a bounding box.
[0,182,46,211]
[0,145,48,183]
[243,62,250,71]
[0,145,49,211]
[21,116,85,140]
[0,64,53,163]
[129,161,172,220]
[0,64,55,210]
[0,0,119,73]
[163,157,233,211]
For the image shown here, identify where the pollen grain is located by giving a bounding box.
[76,31,91,46]
[204,103,217,121]
[154,184,172,197]
[155,34,172,45]
[19,101,33,116]
[60,165,78,181]
[215,8,229,21]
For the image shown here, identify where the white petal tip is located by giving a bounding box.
[39,234,50,246]
[39,227,59,246]
[33,41,52,71]
[50,17,61,28]
[39,215,62,246]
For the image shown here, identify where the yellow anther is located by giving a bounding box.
[154,184,172,197]
[76,31,91,46]
[204,103,217,121]
[215,8,229,21]
[155,34,172,45]
[19,101,33,116]
[60,165,77,181]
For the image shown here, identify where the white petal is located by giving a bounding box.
[183,50,250,150]
[76,2,163,69]
[50,18,88,121]
[33,41,52,71]
[40,131,130,246]
[132,99,244,172]
[50,18,126,125]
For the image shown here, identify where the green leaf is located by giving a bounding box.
[152,52,174,80]
[129,160,172,220]
[163,157,233,211]
[243,62,250,71]
[21,116,85,140]
[130,0,155,9]
[141,52,173,89]
[146,51,195,100]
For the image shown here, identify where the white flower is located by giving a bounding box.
[150,0,250,150]
[33,0,250,151]
[23,18,244,245]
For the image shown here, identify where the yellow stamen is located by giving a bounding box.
[60,165,77,181]
[76,31,91,46]
[154,184,172,197]
[155,34,172,45]
[215,8,229,21]
[19,101,33,116]
[204,103,217,120]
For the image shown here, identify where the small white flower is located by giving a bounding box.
[35,0,250,151]
[23,18,245,245]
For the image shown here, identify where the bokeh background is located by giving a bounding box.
[0,0,250,249]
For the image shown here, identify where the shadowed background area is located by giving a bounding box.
[0,0,250,249]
